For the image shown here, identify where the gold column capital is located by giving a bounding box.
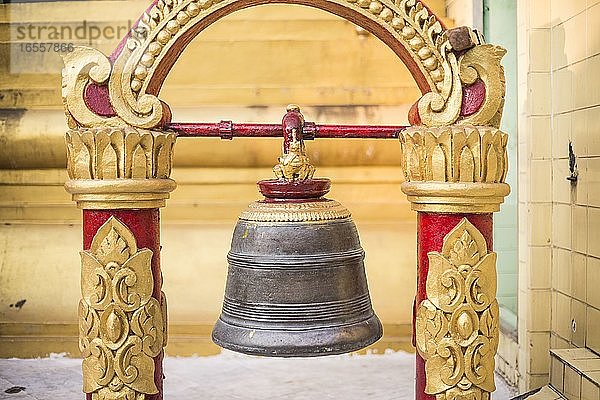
[64,126,177,209]
[399,125,510,213]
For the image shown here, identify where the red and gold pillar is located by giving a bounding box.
[65,127,177,400]
[400,125,510,400]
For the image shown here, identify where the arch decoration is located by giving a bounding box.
[61,1,510,399]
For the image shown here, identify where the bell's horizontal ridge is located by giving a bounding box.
[227,248,365,269]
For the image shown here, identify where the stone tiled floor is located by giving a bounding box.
[0,351,516,399]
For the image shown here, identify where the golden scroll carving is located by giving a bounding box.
[415,218,499,400]
[60,1,506,130]
[79,216,166,400]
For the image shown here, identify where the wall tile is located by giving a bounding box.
[571,252,587,301]
[551,356,565,392]
[551,68,573,113]
[589,207,600,257]
[531,204,553,246]
[531,332,552,374]
[531,117,552,159]
[571,298,587,347]
[553,158,572,204]
[531,289,553,331]
[529,374,551,389]
[553,203,572,249]
[588,55,600,107]
[587,256,600,309]
[551,0,586,24]
[530,0,552,28]
[575,158,589,206]
[572,206,588,253]
[587,107,600,157]
[564,365,582,400]
[553,248,572,295]
[563,12,588,67]
[552,332,572,349]
[588,3,600,57]
[572,108,589,157]
[530,29,552,72]
[552,23,569,70]
[531,72,552,115]
[531,246,552,289]
[553,291,573,340]
[553,112,572,159]
[587,160,600,208]
[532,159,553,202]
[581,376,600,400]
[587,306,600,353]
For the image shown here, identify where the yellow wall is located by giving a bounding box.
[0,0,451,357]
[515,0,600,393]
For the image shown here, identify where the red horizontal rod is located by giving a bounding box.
[166,122,406,140]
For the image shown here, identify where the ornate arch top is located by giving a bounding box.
[62,0,506,130]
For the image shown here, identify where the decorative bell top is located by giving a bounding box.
[259,105,330,200]
[242,105,349,222]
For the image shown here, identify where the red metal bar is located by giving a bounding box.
[166,122,406,140]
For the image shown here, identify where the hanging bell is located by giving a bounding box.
[212,105,382,357]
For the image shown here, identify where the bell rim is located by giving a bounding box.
[211,314,383,358]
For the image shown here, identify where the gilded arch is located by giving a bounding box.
[62,0,506,131]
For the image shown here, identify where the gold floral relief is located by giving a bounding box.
[415,218,498,400]
[79,216,166,400]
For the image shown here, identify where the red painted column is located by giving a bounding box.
[82,209,164,400]
[399,125,509,400]
[65,127,176,400]
[414,213,493,400]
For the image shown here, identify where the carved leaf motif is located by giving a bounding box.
[96,228,131,266]
[100,304,129,350]
[465,254,497,312]
[112,250,153,312]
[479,301,499,345]
[416,219,498,400]
[426,254,465,313]
[449,304,479,347]
[131,297,164,358]
[95,385,145,400]
[449,230,480,267]
[428,338,464,392]
[464,337,495,391]
[81,252,113,310]
[80,217,162,399]
[83,339,115,392]
[115,337,158,394]
[445,386,486,400]
[416,300,448,357]
[79,300,100,358]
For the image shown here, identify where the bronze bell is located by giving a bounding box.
[211,106,382,357]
